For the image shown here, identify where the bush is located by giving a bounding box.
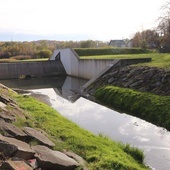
[74,48,154,56]
[36,49,52,58]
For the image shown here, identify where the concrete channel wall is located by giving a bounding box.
[50,48,117,79]
[0,48,151,80]
[50,48,151,80]
[0,61,66,80]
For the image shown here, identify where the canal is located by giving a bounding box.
[0,76,170,170]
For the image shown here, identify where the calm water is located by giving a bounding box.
[1,76,170,170]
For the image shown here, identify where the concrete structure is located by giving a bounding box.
[50,48,117,79]
[109,39,133,48]
[0,61,66,80]
[50,48,151,80]
[109,40,126,47]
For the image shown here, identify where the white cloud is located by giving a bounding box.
[0,0,167,40]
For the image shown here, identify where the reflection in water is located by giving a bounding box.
[0,76,87,102]
[31,88,170,170]
[0,76,66,90]
[0,76,170,170]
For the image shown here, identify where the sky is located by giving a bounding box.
[0,0,168,42]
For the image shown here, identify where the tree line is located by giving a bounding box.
[0,1,170,60]
[0,40,109,60]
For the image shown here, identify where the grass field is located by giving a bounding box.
[81,53,170,70]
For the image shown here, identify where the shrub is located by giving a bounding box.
[74,48,154,56]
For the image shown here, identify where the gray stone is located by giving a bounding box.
[108,77,115,84]
[0,134,35,160]
[124,79,135,87]
[32,145,79,170]
[0,141,18,157]
[162,73,170,83]
[23,127,55,147]
[129,80,144,88]
[63,150,89,170]
[0,119,27,139]
[1,160,33,170]
[0,111,16,122]
[0,95,11,104]
[0,102,7,112]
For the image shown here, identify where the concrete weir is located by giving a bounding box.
[0,61,66,79]
[0,48,151,81]
[50,48,151,81]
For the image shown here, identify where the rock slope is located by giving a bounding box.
[0,84,87,170]
[86,66,170,96]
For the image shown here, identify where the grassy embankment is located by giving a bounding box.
[82,52,170,130]
[10,92,148,170]
[95,86,170,131]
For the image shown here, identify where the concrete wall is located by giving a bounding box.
[50,48,151,80]
[0,61,66,80]
[50,48,114,79]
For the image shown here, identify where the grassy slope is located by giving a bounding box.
[81,53,170,70]
[11,93,148,170]
[82,53,170,130]
[95,86,170,131]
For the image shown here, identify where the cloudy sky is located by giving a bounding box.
[0,0,167,41]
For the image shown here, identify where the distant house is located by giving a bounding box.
[126,39,133,48]
[109,39,133,48]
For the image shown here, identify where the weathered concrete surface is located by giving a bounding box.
[1,159,33,170]
[23,127,55,147]
[32,145,79,170]
[0,134,35,159]
[0,61,66,80]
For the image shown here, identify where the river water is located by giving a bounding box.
[0,76,170,170]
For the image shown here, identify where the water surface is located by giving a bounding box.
[1,77,170,170]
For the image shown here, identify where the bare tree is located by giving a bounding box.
[132,29,159,49]
[157,1,170,51]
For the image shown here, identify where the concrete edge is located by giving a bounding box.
[70,48,80,60]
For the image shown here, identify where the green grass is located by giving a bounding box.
[81,53,170,70]
[11,93,148,170]
[74,48,153,56]
[95,86,170,130]
[0,58,48,63]
[17,58,48,62]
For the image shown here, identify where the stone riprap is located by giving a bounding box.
[32,145,79,170]
[23,127,55,147]
[0,85,88,170]
[86,66,170,96]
